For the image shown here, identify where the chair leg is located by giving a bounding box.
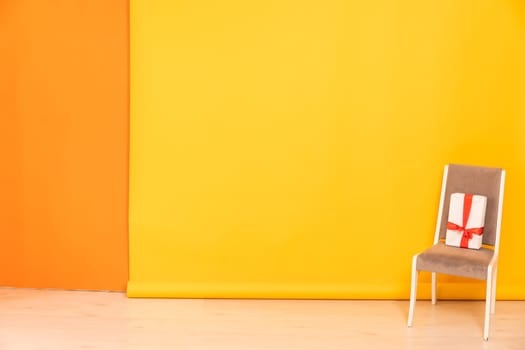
[431,272,437,305]
[483,266,493,341]
[408,255,419,327]
[491,267,498,314]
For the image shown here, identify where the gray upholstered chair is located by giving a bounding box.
[407,164,506,341]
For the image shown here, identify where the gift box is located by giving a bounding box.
[445,193,487,249]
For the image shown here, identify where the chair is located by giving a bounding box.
[407,164,506,341]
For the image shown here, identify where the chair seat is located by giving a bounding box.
[416,242,495,280]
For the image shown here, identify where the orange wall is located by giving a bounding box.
[0,1,128,290]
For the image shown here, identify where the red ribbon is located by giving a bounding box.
[447,194,484,248]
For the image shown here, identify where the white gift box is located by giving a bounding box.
[445,193,487,249]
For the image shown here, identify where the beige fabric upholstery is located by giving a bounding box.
[438,164,502,246]
[416,164,503,280]
[416,242,494,280]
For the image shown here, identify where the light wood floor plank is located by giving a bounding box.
[0,287,524,349]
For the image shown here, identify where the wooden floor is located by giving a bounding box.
[1,288,524,349]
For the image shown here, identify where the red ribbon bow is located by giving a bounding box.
[447,194,484,248]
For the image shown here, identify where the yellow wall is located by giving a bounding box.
[129,0,525,299]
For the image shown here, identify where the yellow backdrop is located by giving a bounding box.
[129,0,525,299]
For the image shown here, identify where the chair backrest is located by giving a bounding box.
[433,164,506,252]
